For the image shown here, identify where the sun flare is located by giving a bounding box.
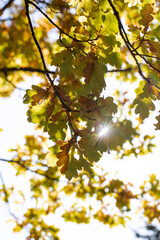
[99,126,110,137]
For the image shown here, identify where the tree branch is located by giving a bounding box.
[25,0,78,139]
[0,67,55,74]
[0,17,16,21]
[107,0,160,90]
[28,1,99,43]
[107,67,134,73]
[0,158,58,181]
[3,71,25,91]
[0,169,19,220]
[1,0,14,13]
[134,31,147,51]
[0,67,55,91]
[0,170,9,203]
[136,54,160,61]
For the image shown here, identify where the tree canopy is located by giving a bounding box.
[0,0,160,239]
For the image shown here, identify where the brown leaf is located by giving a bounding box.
[56,86,71,104]
[56,142,71,174]
[31,87,48,104]
[83,63,94,84]
[78,96,97,111]
[50,111,63,123]
[141,4,154,31]
[146,41,160,57]
[46,104,54,119]
[83,53,97,84]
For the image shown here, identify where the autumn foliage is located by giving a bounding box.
[0,0,160,239]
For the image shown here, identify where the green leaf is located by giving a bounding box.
[99,97,118,117]
[99,0,109,9]
[79,154,93,176]
[27,100,49,123]
[51,51,67,66]
[107,52,122,68]
[154,26,160,42]
[133,97,155,120]
[60,51,73,76]
[77,0,93,13]
[101,35,119,48]
[149,72,160,88]
[154,114,160,130]
[65,156,82,180]
[23,86,37,104]
[102,11,118,34]
[79,62,106,96]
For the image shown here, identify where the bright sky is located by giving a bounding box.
[1,79,160,240]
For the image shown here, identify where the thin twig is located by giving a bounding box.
[134,31,147,51]
[3,72,25,91]
[107,67,133,73]
[0,17,17,21]
[0,67,55,74]
[137,54,160,61]
[0,66,56,92]
[0,158,58,181]
[0,169,18,220]
[0,170,9,203]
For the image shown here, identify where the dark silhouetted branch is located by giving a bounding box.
[0,67,55,74]
[0,17,16,21]
[1,0,14,13]
[107,67,134,73]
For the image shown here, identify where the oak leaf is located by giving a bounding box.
[56,141,71,174]
[140,4,154,31]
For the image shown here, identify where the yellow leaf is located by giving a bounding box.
[46,152,57,167]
